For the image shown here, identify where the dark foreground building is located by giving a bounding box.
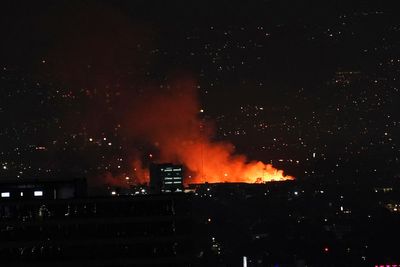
[0,192,194,266]
[0,178,87,200]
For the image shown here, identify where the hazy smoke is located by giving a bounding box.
[32,2,293,186]
[121,78,293,184]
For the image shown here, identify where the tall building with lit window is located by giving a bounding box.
[150,163,184,193]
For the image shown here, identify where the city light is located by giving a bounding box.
[1,192,10,198]
[34,191,43,197]
[0,1,398,266]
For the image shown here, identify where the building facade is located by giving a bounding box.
[150,163,184,193]
[0,194,193,266]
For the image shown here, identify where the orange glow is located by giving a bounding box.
[123,78,294,185]
[172,137,294,184]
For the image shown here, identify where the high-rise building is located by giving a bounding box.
[150,163,184,193]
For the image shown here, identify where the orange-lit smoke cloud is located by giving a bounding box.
[34,2,292,185]
[125,78,294,184]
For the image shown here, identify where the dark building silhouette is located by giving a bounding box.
[0,194,194,266]
[0,178,87,200]
[150,163,184,193]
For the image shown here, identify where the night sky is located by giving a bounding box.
[0,0,399,184]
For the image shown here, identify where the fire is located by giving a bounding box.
[122,78,294,184]
[165,136,294,184]
[193,161,294,184]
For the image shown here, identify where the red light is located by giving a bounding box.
[324,247,329,253]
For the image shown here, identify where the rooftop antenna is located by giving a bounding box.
[199,109,205,182]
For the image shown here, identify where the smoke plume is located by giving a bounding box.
[29,1,293,185]
[122,78,294,184]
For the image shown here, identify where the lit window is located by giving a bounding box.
[1,192,10,198]
[243,256,248,267]
[34,191,43,197]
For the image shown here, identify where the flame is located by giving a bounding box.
[124,78,294,184]
[38,4,292,186]
[164,136,294,184]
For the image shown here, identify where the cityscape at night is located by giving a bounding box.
[0,0,399,266]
